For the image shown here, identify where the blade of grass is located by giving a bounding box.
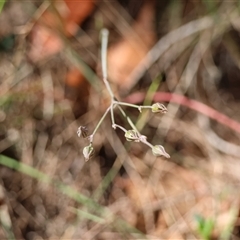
[69,207,105,224]
[0,154,100,209]
[64,42,101,92]
[135,74,162,130]
[220,206,239,240]
[0,0,5,13]
[0,154,147,238]
[92,156,122,201]
[0,221,15,240]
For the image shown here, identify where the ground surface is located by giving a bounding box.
[0,1,240,239]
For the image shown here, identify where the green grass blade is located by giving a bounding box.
[0,0,6,13]
[0,155,146,238]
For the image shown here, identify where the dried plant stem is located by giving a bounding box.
[79,29,170,160]
[90,107,111,142]
[101,29,114,99]
[113,101,141,110]
[113,124,127,133]
[117,105,139,133]
[100,29,144,135]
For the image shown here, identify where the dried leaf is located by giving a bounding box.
[107,1,156,91]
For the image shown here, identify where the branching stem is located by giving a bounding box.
[81,28,169,159]
[112,124,127,133]
[89,106,111,142]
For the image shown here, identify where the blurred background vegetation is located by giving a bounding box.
[1,0,240,239]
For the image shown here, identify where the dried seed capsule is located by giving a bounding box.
[152,145,170,158]
[125,130,140,142]
[83,144,95,161]
[151,103,167,113]
[77,126,88,138]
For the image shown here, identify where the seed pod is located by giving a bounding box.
[151,103,167,113]
[152,145,170,158]
[125,130,140,142]
[77,126,88,138]
[83,144,95,161]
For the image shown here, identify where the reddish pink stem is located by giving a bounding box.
[124,92,240,135]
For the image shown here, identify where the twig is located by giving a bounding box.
[89,106,111,142]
